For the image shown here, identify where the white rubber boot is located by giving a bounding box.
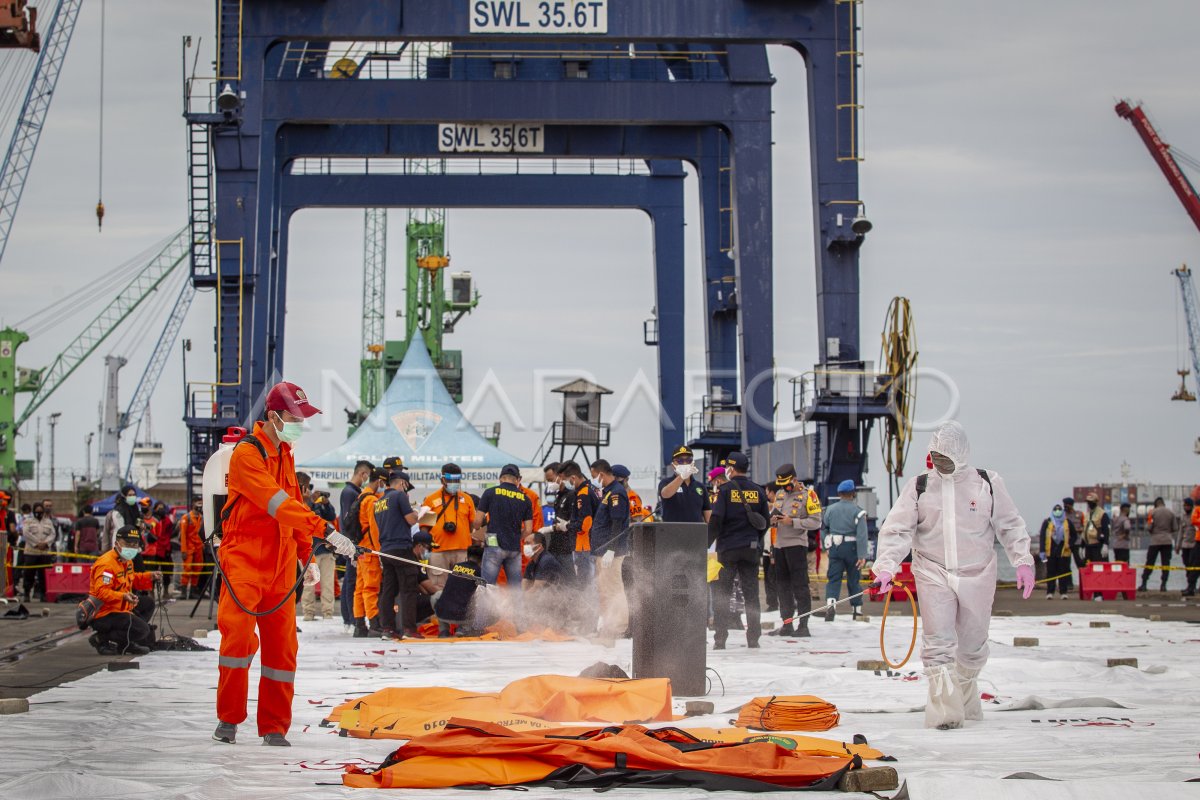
[954,663,983,722]
[924,665,965,730]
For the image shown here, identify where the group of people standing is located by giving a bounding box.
[329,455,656,641]
[1,488,207,605]
[1036,493,1200,597]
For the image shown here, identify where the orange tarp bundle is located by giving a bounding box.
[342,719,861,790]
[327,675,674,739]
[735,695,840,732]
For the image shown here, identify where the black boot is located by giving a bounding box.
[88,633,119,656]
[795,622,811,638]
[823,600,837,622]
[1160,581,1169,593]
[1138,582,1148,593]
[353,618,369,638]
[772,623,796,637]
[366,615,382,634]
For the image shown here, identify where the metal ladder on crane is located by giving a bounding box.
[187,122,214,280]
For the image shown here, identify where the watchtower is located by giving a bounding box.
[552,379,612,466]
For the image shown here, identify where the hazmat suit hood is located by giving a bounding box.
[928,421,971,476]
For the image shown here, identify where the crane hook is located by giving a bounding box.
[96,201,105,231]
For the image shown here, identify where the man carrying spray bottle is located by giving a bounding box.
[211,382,357,747]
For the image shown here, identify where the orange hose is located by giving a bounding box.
[879,581,918,669]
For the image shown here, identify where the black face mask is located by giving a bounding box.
[33,511,43,519]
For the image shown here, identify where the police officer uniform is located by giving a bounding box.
[822,480,868,620]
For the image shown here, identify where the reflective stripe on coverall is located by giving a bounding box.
[354,492,382,620]
[217,421,328,737]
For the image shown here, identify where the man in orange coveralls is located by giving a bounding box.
[213,382,358,747]
[87,526,161,655]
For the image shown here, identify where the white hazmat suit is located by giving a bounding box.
[875,421,1033,729]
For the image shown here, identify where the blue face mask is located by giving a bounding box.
[119,547,140,561]
[125,495,138,506]
[445,481,461,495]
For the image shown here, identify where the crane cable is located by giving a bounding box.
[95,0,105,231]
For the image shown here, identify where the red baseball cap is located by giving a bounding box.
[265,381,322,418]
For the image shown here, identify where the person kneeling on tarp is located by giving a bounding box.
[873,421,1035,730]
[432,544,484,637]
[88,526,161,656]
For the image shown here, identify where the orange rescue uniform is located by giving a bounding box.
[628,488,652,523]
[177,510,205,589]
[217,422,329,737]
[354,491,383,620]
[421,489,477,551]
[89,549,153,619]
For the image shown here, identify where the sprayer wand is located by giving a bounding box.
[355,546,489,586]
[778,585,877,626]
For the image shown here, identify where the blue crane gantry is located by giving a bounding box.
[185,0,880,501]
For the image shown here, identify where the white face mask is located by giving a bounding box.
[545,481,561,492]
[523,544,537,558]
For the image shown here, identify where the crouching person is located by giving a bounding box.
[88,526,160,655]
[433,544,484,637]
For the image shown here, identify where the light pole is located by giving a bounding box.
[85,432,94,484]
[48,412,61,491]
[35,416,41,491]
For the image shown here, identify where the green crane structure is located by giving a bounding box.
[351,199,480,433]
[0,227,189,485]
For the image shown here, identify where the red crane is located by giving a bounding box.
[0,0,38,51]
[1115,100,1200,234]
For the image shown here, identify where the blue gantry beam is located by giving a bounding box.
[189,0,871,501]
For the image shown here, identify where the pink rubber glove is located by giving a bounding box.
[1016,564,1035,599]
[873,570,893,594]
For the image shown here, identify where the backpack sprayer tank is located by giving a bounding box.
[201,427,248,541]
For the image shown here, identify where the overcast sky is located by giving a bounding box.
[2,1,1199,523]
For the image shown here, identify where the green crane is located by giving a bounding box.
[0,228,189,485]
[350,199,480,435]
[392,206,479,403]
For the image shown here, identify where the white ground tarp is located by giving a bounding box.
[1,609,1198,798]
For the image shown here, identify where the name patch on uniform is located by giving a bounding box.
[494,488,526,501]
[730,490,761,504]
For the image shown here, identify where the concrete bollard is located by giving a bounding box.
[0,698,30,715]
[1090,621,1111,628]
[1107,658,1138,668]
[40,608,50,617]
[193,629,209,639]
[761,621,775,631]
[1014,637,1039,647]
[684,701,715,717]
[855,615,871,623]
[838,767,899,793]
[857,659,888,671]
[1149,615,1162,622]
